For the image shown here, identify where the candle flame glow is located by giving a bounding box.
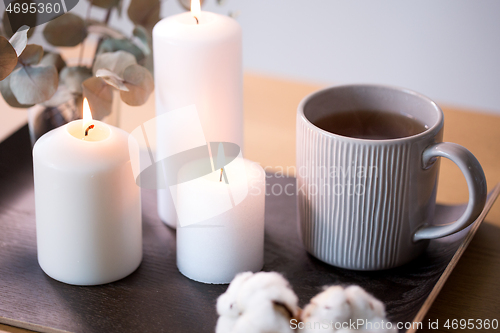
[191,0,201,16]
[82,98,93,128]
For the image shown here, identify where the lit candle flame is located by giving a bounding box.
[191,0,201,17]
[82,98,96,137]
[82,98,93,129]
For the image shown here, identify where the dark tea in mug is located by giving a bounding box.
[314,110,428,140]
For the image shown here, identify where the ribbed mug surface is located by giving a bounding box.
[296,85,444,270]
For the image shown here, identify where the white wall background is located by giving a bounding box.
[198,0,500,114]
[30,0,500,114]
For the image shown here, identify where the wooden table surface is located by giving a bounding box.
[1,74,499,333]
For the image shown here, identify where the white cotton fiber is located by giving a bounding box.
[344,286,386,321]
[216,272,299,333]
[237,272,299,317]
[302,286,351,325]
[300,285,396,333]
[215,315,238,333]
[216,273,396,333]
[217,272,254,318]
[231,293,295,333]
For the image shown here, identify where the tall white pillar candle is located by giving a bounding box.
[153,8,243,228]
[174,158,265,284]
[33,102,142,286]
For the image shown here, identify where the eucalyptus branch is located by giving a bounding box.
[104,7,113,25]
[79,0,94,66]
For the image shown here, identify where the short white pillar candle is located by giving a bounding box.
[33,101,142,285]
[175,158,265,284]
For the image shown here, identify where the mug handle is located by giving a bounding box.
[413,142,487,241]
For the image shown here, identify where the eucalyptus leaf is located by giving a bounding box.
[9,25,29,56]
[18,44,44,66]
[120,64,153,106]
[60,66,92,94]
[40,52,66,73]
[82,77,113,120]
[178,0,205,11]
[96,68,129,91]
[127,0,160,32]
[0,74,33,108]
[10,65,58,104]
[143,53,154,76]
[0,36,18,80]
[43,13,87,47]
[41,83,74,107]
[97,38,145,63]
[132,25,151,56]
[2,12,34,39]
[93,50,137,76]
[89,0,120,9]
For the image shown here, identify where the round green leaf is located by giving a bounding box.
[42,83,74,107]
[82,77,113,120]
[127,0,160,32]
[43,13,87,47]
[9,25,29,56]
[40,52,66,73]
[132,25,151,56]
[0,74,33,108]
[60,66,92,94]
[10,65,58,104]
[120,64,153,106]
[96,68,129,91]
[0,36,18,80]
[133,26,150,44]
[97,38,145,63]
[89,0,120,9]
[18,44,44,66]
[93,50,137,76]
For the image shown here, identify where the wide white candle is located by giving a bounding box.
[33,100,142,286]
[174,157,265,284]
[153,5,243,228]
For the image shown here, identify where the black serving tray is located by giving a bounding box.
[0,125,499,333]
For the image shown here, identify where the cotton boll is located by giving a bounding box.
[237,272,291,300]
[302,286,351,325]
[236,272,299,318]
[344,286,386,321]
[215,315,238,333]
[217,272,254,317]
[216,272,299,333]
[300,285,395,333]
[231,293,295,333]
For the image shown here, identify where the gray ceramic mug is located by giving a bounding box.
[296,84,487,270]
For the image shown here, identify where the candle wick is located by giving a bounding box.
[194,16,199,24]
[220,168,223,182]
[85,125,95,137]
